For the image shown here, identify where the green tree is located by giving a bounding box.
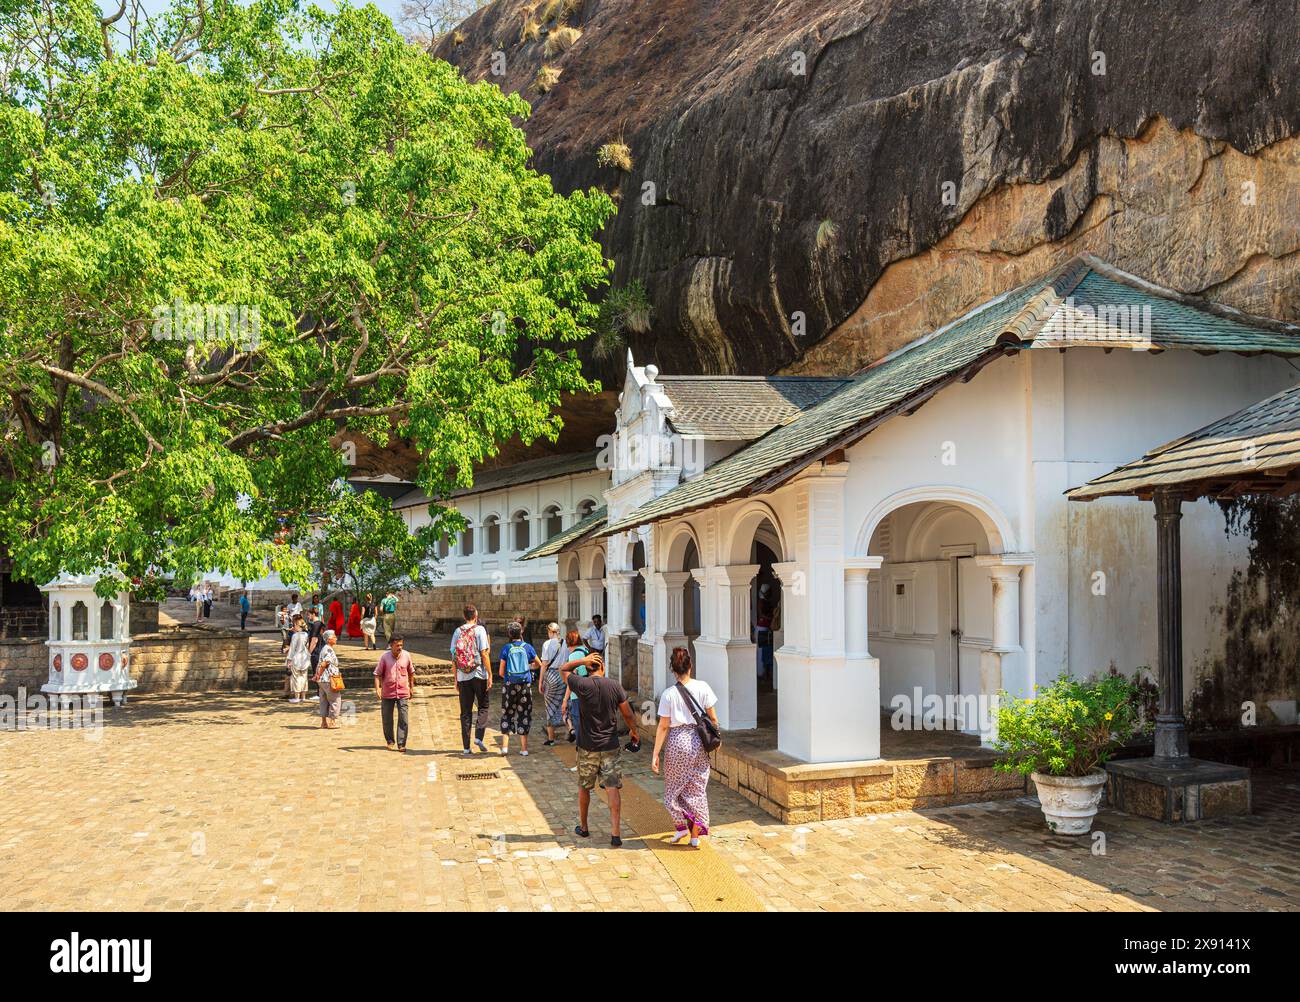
[0,0,612,596]
[311,484,446,602]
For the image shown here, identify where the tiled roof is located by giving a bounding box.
[519,505,608,560]
[1067,384,1300,501]
[657,376,851,439]
[601,255,1300,537]
[392,450,601,510]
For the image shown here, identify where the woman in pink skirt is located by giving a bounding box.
[652,647,720,848]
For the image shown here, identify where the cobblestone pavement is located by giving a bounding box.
[1,635,1297,911]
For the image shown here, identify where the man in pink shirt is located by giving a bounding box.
[373,635,415,751]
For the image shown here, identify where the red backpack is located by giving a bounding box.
[454,624,481,673]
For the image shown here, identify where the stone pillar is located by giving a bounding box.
[843,557,884,760]
[659,570,691,670]
[1153,489,1189,760]
[974,554,1033,746]
[530,513,546,549]
[556,580,577,633]
[692,564,759,731]
[575,579,599,632]
[605,570,638,689]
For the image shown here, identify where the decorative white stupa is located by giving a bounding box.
[40,572,135,707]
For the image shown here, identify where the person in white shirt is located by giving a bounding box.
[538,622,569,746]
[652,647,719,848]
[583,614,606,655]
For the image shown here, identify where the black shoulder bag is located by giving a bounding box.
[676,682,722,752]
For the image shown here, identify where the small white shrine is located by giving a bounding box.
[41,572,135,707]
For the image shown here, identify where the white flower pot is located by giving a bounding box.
[1030,769,1108,835]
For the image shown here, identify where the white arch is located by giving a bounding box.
[581,543,608,580]
[662,521,701,571]
[723,500,786,565]
[558,551,581,581]
[854,484,1017,557]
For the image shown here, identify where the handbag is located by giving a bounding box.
[330,673,345,692]
[676,682,722,752]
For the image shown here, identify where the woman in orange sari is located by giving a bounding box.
[346,598,364,640]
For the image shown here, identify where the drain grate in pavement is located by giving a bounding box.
[457,771,502,781]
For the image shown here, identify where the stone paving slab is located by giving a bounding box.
[1,635,1296,912]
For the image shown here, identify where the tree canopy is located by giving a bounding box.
[0,0,613,595]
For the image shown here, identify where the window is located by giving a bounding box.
[437,535,449,559]
[512,510,531,551]
[484,515,500,554]
[577,498,597,520]
[544,505,563,539]
[50,602,61,641]
[461,526,474,557]
[71,601,88,641]
[100,600,115,640]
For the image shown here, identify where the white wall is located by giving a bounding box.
[399,468,610,587]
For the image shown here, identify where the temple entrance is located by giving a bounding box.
[866,500,997,734]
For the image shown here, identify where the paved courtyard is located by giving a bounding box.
[1,634,1297,911]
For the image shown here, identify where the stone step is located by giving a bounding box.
[245,664,455,691]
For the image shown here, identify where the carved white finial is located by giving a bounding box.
[645,364,658,383]
[626,348,635,368]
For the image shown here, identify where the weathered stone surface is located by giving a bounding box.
[440,0,1300,380]
[1198,780,1252,818]
[819,777,854,820]
[893,762,955,799]
[956,762,1025,794]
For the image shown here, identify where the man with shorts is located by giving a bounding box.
[560,651,638,847]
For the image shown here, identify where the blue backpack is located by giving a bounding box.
[503,641,532,683]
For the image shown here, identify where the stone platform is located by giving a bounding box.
[1105,756,1251,823]
[704,715,1026,823]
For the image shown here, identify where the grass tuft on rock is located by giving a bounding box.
[532,64,562,93]
[597,141,633,172]
[545,25,582,57]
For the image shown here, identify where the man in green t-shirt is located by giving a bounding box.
[380,591,399,643]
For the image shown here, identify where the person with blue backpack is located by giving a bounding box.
[498,620,542,756]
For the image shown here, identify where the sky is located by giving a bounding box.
[100,1,412,32]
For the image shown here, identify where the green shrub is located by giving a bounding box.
[993,671,1150,777]
[593,280,652,359]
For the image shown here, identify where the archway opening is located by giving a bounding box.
[747,520,782,723]
[630,540,646,636]
[866,500,997,737]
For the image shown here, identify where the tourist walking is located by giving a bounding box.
[561,629,591,744]
[285,614,310,703]
[652,647,720,848]
[451,605,491,755]
[239,591,251,630]
[380,590,399,642]
[360,593,378,650]
[538,622,568,746]
[498,621,542,756]
[189,583,202,623]
[560,650,637,847]
[373,634,415,752]
[314,629,343,728]
[305,606,326,677]
[201,583,213,620]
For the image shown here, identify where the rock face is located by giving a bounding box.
[439,0,1300,378]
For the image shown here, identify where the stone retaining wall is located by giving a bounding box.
[0,627,248,696]
[709,744,1027,823]
[393,581,558,642]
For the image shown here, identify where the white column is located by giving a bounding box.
[844,556,884,760]
[575,579,599,630]
[692,563,759,731]
[659,569,691,675]
[974,554,1034,745]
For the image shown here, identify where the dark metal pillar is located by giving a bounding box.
[1153,488,1189,760]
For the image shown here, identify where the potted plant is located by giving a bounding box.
[993,672,1148,835]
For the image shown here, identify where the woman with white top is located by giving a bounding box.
[651,647,720,848]
[537,622,568,747]
[284,614,311,703]
[313,629,342,728]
